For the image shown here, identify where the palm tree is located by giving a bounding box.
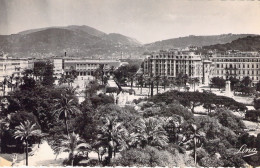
[179,124,205,165]
[162,76,169,90]
[97,116,128,163]
[2,77,8,96]
[137,75,144,94]
[135,117,168,149]
[14,76,22,89]
[155,75,161,94]
[58,74,68,85]
[58,132,91,166]
[53,91,81,136]
[13,120,44,166]
[94,64,105,84]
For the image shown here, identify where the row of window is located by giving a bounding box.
[216,64,260,69]
[214,58,260,62]
[215,70,260,75]
[216,75,259,81]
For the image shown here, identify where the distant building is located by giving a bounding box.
[211,51,260,84]
[52,58,121,77]
[143,49,204,82]
[143,49,260,85]
[0,53,33,82]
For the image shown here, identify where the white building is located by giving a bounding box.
[0,53,33,82]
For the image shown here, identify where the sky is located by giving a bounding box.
[0,0,260,43]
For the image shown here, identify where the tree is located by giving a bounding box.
[229,77,240,92]
[178,92,206,113]
[33,61,46,81]
[211,77,225,90]
[94,64,105,84]
[41,61,55,87]
[162,76,169,90]
[137,75,144,94]
[155,75,161,94]
[97,116,128,162]
[113,64,139,87]
[13,120,44,166]
[56,132,91,166]
[53,90,81,135]
[254,98,260,110]
[135,117,168,148]
[256,80,260,92]
[241,76,252,87]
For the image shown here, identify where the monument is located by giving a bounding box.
[225,80,233,97]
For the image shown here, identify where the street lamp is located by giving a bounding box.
[22,141,26,166]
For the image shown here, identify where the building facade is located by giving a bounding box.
[143,50,204,82]
[0,54,33,82]
[211,51,260,84]
[143,49,260,85]
[53,58,121,77]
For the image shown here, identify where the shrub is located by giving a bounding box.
[160,102,193,120]
[211,108,246,132]
[245,110,260,122]
[106,87,119,93]
[199,156,224,167]
[111,146,194,167]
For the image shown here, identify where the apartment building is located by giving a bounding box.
[211,51,260,83]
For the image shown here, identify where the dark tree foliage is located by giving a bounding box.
[113,64,139,86]
[254,98,260,110]
[210,77,226,90]
[210,108,246,133]
[241,76,252,87]
[148,90,247,112]
[256,80,260,92]
[0,111,40,153]
[245,110,260,122]
[229,76,240,91]
[90,94,114,109]
[41,61,55,87]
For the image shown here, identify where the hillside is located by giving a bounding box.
[0,25,142,58]
[144,34,258,52]
[203,36,260,51]
[0,25,258,59]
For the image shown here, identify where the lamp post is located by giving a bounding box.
[22,141,26,166]
[191,124,201,165]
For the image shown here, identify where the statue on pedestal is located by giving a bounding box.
[225,80,233,97]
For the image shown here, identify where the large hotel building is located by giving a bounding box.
[211,51,260,82]
[143,49,212,85]
[143,49,260,85]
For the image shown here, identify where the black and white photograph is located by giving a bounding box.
[0,0,260,167]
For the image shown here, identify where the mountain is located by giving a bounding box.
[1,25,258,59]
[144,34,258,52]
[203,36,260,51]
[0,25,141,58]
[18,25,106,37]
